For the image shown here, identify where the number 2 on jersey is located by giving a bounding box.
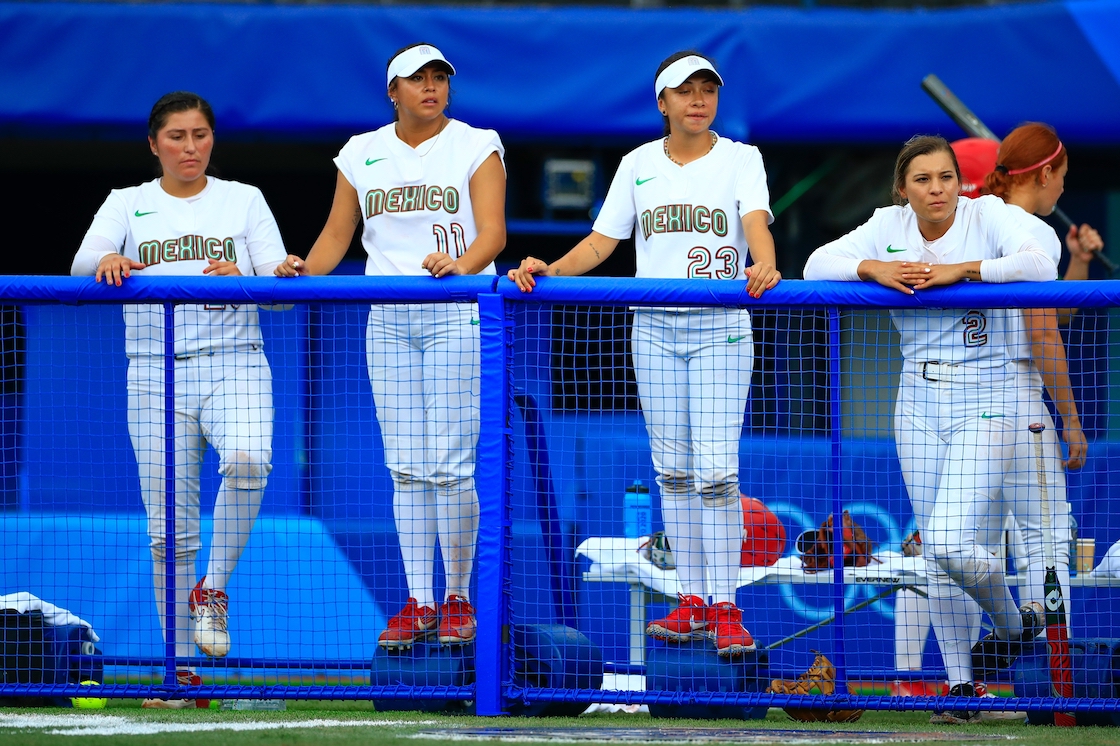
[687,246,740,279]
[962,309,988,347]
[432,223,467,258]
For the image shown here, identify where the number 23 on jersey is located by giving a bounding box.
[687,246,741,279]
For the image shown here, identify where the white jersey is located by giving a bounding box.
[593,135,773,279]
[335,119,504,276]
[1002,203,1063,361]
[78,177,287,358]
[804,195,1056,365]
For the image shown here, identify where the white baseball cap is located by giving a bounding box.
[386,44,456,89]
[654,54,724,97]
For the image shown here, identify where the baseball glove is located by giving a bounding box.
[638,531,675,570]
[798,510,879,573]
[766,651,864,723]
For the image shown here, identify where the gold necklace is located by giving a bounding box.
[663,131,717,166]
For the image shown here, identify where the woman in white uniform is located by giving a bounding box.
[275,43,505,650]
[970,123,1097,675]
[510,51,780,657]
[72,91,287,707]
[803,135,1057,721]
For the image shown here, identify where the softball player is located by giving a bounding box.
[510,51,780,657]
[804,135,1057,721]
[275,43,506,649]
[71,92,286,707]
[976,124,1097,663]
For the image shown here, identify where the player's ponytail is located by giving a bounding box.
[147,92,220,177]
[985,122,1065,200]
[892,135,960,206]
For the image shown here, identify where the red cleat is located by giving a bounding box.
[378,598,437,650]
[708,601,756,657]
[438,595,476,645]
[646,594,707,642]
[141,670,210,709]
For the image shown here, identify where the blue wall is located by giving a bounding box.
[3,2,1120,143]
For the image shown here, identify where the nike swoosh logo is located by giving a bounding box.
[366,158,387,166]
[980,412,1005,419]
[635,177,656,186]
[134,210,157,217]
[470,318,480,326]
[727,335,746,343]
[886,245,904,253]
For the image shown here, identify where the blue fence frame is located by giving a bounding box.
[2,275,1119,716]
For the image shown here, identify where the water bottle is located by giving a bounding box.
[623,480,652,539]
[222,699,287,711]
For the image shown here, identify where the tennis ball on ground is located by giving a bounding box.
[71,680,108,709]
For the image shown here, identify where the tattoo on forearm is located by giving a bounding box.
[353,207,362,226]
[965,267,981,278]
[590,242,601,260]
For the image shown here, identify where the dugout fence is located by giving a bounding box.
[2,275,1120,720]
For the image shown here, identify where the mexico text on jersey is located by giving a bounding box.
[138,236,236,265]
[365,185,460,217]
[640,205,729,241]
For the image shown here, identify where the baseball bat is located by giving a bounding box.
[921,74,1118,275]
[1029,422,1076,727]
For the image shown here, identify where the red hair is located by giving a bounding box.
[984,123,1066,199]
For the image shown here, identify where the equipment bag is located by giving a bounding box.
[1014,638,1120,726]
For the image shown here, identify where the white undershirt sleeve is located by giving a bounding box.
[803,251,863,282]
[73,190,129,276]
[979,244,1057,283]
[70,235,120,277]
[977,198,1058,283]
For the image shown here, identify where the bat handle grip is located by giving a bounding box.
[1053,206,1117,275]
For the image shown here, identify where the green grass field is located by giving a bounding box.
[3,701,1119,746]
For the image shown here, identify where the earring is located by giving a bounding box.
[391,99,398,110]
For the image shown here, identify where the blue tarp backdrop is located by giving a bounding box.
[2,1,1120,142]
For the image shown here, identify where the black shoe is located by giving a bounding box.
[971,602,1044,679]
[929,683,980,725]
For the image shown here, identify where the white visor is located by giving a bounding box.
[654,55,724,97]
[386,45,456,89]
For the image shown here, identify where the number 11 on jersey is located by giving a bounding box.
[433,223,467,258]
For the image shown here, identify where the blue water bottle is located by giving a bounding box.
[623,480,652,539]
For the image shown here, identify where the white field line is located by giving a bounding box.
[0,713,443,737]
